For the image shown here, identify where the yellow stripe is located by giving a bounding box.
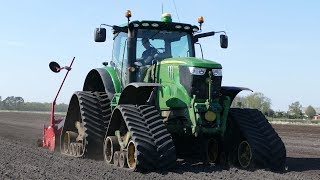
[159,60,186,65]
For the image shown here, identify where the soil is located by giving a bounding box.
[0,111,319,180]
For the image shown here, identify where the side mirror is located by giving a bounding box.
[94,28,106,42]
[220,34,228,49]
[49,61,61,73]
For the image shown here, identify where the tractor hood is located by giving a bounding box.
[159,57,222,69]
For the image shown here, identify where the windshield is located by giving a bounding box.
[136,29,193,63]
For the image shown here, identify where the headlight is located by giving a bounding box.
[188,67,206,75]
[212,69,222,76]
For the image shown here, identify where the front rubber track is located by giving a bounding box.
[62,91,111,158]
[229,108,286,171]
[138,105,177,169]
[109,105,176,170]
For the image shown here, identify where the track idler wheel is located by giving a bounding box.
[238,140,252,168]
[206,138,219,163]
[71,143,83,156]
[113,151,120,166]
[127,140,137,170]
[62,131,78,154]
[103,136,120,164]
[70,143,77,156]
[119,151,128,168]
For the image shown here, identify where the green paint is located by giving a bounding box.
[154,56,227,136]
[111,93,121,110]
[189,95,197,135]
[159,57,222,69]
[104,67,121,93]
[157,63,191,110]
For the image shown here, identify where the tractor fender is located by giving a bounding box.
[118,83,161,105]
[83,67,121,98]
[221,86,253,103]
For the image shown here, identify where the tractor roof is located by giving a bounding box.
[116,20,200,34]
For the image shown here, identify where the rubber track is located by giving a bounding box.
[229,108,286,170]
[138,105,176,169]
[115,105,176,170]
[64,91,111,157]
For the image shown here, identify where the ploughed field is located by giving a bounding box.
[0,111,319,180]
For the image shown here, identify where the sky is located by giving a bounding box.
[0,0,319,111]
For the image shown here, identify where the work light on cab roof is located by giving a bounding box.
[161,13,172,23]
[125,10,131,18]
[198,16,204,30]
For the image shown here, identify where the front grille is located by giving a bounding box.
[179,66,222,99]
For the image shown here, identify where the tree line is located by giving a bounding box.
[232,92,318,119]
[0,94,318,118]
[0,96,68,112]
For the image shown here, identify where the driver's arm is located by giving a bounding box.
[142,47,158,65]
[144,56,154,65]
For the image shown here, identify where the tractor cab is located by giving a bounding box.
[94,12,228,87]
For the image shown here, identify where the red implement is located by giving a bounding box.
[41,57,75,151]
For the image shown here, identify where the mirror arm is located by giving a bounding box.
[99,24,126,32]
[194,31,215,39]
[215,31,227,35]
[96,24,113,35]
[193,30,228,43]
[100,24,113,28]
[194,31,227,41]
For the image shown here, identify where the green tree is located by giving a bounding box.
[288,101,303,119]
[231,92,271,115]
[3,96,16,110]
[275,111,285,118]
[0,96,2,110]
[13,97,24,110]
[243,92,271,114]
[305,105,316,119]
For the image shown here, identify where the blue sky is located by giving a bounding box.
[0,0,319,111]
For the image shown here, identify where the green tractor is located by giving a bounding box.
[60,11,286,171]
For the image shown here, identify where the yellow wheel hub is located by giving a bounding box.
[205,111,216,122]
[238,140,252,168]
[127,140,137,170]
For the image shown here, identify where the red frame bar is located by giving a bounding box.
[50,57,75,127]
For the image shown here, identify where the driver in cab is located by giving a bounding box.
[141,38,158,65]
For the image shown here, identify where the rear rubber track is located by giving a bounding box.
[229,108,286,171]
[62,91,111,158]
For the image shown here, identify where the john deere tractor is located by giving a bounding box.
[60,12,286,171]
